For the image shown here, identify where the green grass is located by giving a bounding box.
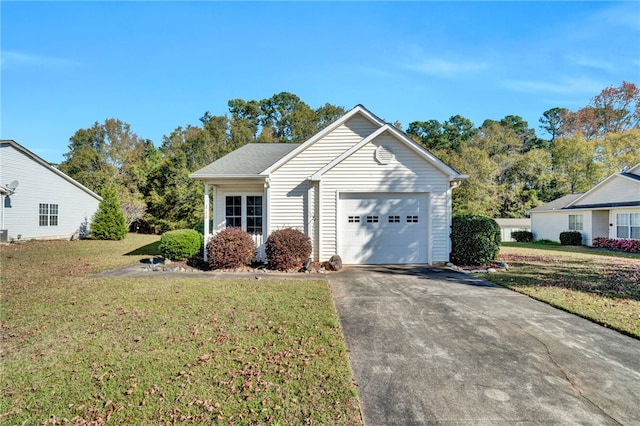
[0,235,361,425]
[484,244,640,338]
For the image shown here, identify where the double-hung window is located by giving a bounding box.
[616,213,640,240]
[568,214,583,231]
[225,195,263,235]
[39,203,59,226]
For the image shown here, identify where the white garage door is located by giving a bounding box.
[338,193,428,264]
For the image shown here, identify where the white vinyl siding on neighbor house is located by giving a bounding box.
[531,211,592,245]
[268,116,379,255]
[574,175,639,205]
[319,134,451,262]
[0,142,100,240]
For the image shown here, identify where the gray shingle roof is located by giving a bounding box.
[528,193,583,213]
[190,143,301,178]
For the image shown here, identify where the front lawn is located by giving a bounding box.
[483,244,640,338]
[0,235,361,425]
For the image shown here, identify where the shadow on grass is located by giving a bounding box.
[125,241,161,256]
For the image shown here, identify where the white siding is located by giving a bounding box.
[269,116,378,255]
[575,176,640,206]
[320,134,451,262]
[0,143,100,240]
[531,210,593,244]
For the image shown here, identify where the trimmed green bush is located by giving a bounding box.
[90,185,128,240]
[159,229,202,261]
[511,230,533,243]
[450,215,501,266]
[207,228,256,270]
[266,228,312,271]
[559,231,582,246]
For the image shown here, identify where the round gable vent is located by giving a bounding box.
[375,145,394,165]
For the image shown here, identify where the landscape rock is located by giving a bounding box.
[326,255,343,271]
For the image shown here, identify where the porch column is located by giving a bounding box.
[203,183,210,262]
[264,178,271,239]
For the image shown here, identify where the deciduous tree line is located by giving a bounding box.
[58,83,640,232]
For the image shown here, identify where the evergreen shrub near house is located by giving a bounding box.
[159,229,202,261]
[90,185,128,240]
[450,215,501,266]
[559,231,582,246]
[511,230,534,243]
[266,228,312,271]
[207,227,256,270]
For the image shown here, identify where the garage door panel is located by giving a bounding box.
[338,193,428,264]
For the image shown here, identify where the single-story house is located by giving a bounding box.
[190,105,468,265]
[494,218,531,242]
[529,163,640,245]
[0,140,102,241]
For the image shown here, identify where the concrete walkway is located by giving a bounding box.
[328,266,640,425]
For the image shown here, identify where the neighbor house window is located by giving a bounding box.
[616,213,640,239]
[407,215,419,223]
[39,203,59,226]
[348,215,360,223]
[366,215,379,223]
[568,214,583,231]
[388,215,400,223]
[225,195,263,235]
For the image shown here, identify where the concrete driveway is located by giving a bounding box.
[328,266,640,425]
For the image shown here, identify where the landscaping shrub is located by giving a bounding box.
[511,230,534,243]
[90,185,128,240]
[266,228,312,271]
[559,231,582,246]
[593,237,640,253]
[450,215,501,266]
[159,229,202,261]
[207,227,256,269]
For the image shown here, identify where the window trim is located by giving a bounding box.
[616,212,640,240]
[568,214,583,231]
[39,203,59,227]
[223,193,264,235]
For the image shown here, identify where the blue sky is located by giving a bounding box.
[2,1,639,164]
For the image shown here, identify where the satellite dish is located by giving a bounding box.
[7,181,18,191]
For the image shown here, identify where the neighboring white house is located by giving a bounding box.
[529,163,640,245]
[0,140,102,241]
[494,218,531,242]
[190,105,468,265]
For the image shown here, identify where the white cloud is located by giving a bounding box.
[1,51,81,69]
[504,77,606,95]
[407,58,489,77]
[566,55,615,73]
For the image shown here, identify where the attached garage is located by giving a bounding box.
[191,105,467,266]
[338,193,428,264]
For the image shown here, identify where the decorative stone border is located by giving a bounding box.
[446,261,510,274]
